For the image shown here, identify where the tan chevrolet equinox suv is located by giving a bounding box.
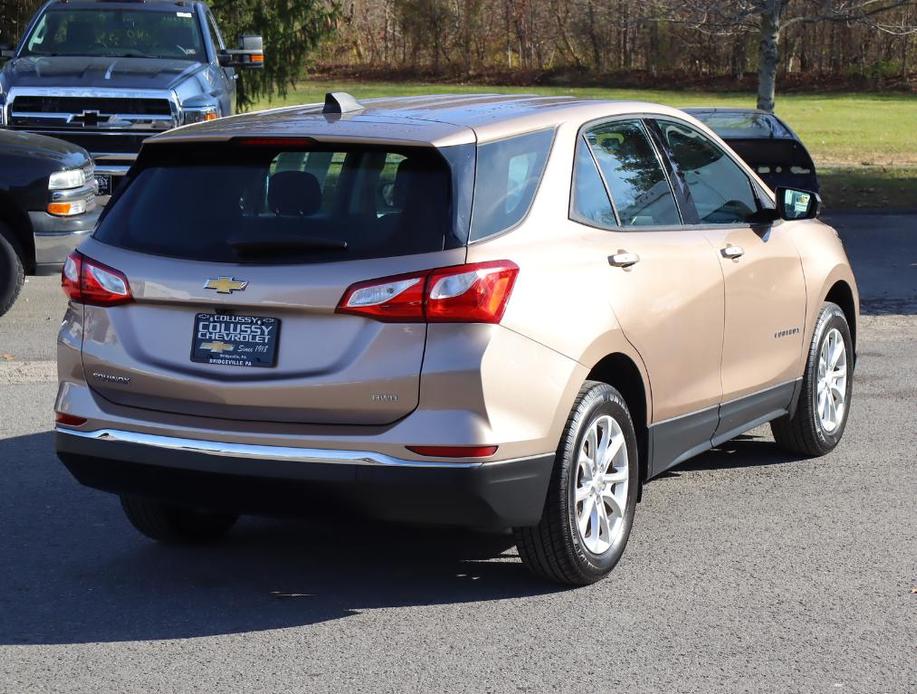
[55,93,858,585]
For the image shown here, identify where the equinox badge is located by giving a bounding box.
[204,277,249,294]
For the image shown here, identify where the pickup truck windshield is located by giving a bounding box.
[21,9,205,61]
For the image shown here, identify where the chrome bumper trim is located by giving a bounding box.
[55,428,540,469]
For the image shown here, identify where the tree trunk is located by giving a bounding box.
[756,2,783,112]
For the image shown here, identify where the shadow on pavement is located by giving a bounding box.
[827,211,917,316]
[0,429,809,645]
[0,432,556,646]
[672,433,808,473]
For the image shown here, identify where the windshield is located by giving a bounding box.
[94,143,461,264]
[692,112,794,140]
[21,9,205,61]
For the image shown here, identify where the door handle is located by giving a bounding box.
[721,245,745,259]
[609,252,640,268]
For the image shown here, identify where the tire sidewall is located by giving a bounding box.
[0,226,25,316]
[563,386,639,578]
[808,305,853,450]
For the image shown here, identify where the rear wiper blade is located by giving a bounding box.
[229,237,348,257]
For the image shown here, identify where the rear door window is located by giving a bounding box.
[470,129,554,241]
[94,143,460,264]
[584,120,681,227]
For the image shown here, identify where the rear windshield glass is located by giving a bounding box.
[691,112,793,139]
[94,143,459,264]
[470,129,554,241]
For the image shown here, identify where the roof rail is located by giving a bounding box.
[323,92,364,115]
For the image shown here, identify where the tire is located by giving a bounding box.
[0,222,25,318]
[514,381,639,586]
[120,495,237,544]
[772,302,853,456]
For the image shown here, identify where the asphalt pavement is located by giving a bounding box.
[0,212,914,693]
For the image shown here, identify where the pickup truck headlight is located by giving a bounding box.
[47,163,97,217]
[49,166,92,191]
[183,106,219,125]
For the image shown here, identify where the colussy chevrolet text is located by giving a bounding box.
[54,93,858,585]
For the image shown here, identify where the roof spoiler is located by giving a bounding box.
[323,92,364,115]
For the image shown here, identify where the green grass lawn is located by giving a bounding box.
[250,79,916,208]
[252,79,917,169]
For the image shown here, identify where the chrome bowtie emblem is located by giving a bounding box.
[200,341,235,354]
[204,277,248,294]
[68,110,109,127]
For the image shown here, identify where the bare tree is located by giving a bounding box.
[673,1,916,110]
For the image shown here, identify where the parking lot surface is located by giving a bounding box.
[0,213,914,693]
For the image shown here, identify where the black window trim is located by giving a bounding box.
[568,114,687,233]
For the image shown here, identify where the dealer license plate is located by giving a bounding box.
[190,312,280,368]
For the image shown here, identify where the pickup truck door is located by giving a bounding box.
[651,118,806,442]
[204,8,236,114]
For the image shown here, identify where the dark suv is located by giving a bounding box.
[0,0,263,200]
[0,128,98,315]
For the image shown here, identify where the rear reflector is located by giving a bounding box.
[62,251,133,306]
[337,260,519,324]
[55,413,87,427]
[406,445,499,458]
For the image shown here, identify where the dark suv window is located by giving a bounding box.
[94,143,460,264]
[585,120,680,227]
[655,120,760,224]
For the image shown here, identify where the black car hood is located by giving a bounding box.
[3,56,206,91]
[0,128,89,168]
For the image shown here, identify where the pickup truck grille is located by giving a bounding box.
[12,95,173,116]
[8,92,177,132]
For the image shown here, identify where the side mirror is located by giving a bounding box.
[775,186,821,220]
[221,34,264,69]
[0,42,15,60]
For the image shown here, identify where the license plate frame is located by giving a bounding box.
[94,173,112,196]
[190,312,281,368]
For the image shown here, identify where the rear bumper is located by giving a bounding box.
[29,208,100,274]
[55,428,554,529]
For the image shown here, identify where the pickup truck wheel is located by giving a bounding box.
[120,495,237,544]
[514,381,638,586]
[0,222,25,318]
[772,302,853,456]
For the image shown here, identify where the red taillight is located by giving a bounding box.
[335,270,427,322]
[406,445,498,458]
[55,412,87,427]
[61,251,133,306]
[336,261,519,324]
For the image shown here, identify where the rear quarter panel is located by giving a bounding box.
[466,118,652,439]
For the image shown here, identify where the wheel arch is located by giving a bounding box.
[824,279,857,357]
[585,352,651,488]
[0,191,35,274]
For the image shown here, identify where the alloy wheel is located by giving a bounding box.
[816,327,847,433]
[574,415,629,554]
